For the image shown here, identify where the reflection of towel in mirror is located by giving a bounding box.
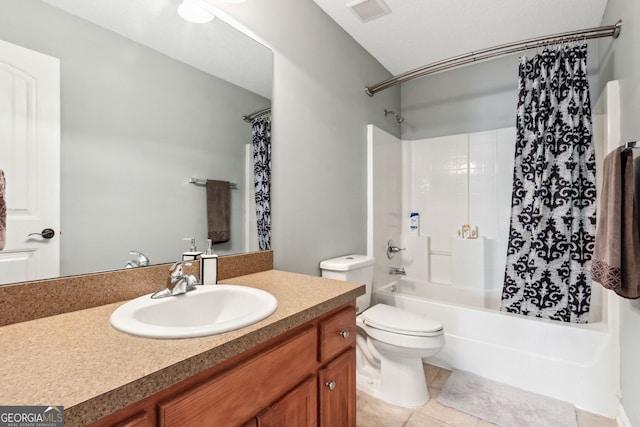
[206,180,230,243]
[0,170,6,250]
[591,147,640,299]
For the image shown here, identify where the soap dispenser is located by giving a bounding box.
[182,237,203,261]
[200,239,218,285]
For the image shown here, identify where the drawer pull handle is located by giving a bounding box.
[339,330,350,339]
[325,381,336,391]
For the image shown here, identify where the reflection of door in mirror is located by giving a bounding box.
[0,39,60,285]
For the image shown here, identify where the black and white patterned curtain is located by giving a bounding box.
[500,44,596,324]
[252,115,272,251]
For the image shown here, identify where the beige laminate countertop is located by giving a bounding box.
[0,269,364,426]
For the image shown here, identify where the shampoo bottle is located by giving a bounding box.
[409,212,420,235]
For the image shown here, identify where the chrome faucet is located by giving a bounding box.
[386,240,406,259]
[151,261,200,299]
[124,250,150,268]
[389,266,406,275]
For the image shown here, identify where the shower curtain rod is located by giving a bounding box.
[365,20,622,97]
[242,107,271,122]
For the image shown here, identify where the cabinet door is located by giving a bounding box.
[318,349,355,427]
[257,376,317,427]
[158,327,317,427]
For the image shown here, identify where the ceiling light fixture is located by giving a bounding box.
[177,0,215,24]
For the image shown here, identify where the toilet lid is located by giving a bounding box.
[361,304,443,337]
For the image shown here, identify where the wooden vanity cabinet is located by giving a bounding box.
[318,307,356,427]
[88,303,356,427]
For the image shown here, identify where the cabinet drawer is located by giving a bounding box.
[319,307,355,362]
[158,327,317,427]
[112,412,149,427]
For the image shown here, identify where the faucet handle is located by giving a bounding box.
[129,251,150,267]
[169,261,192,271]
[386,240,406,259]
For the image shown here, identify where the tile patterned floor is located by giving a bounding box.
[356,364,617,427]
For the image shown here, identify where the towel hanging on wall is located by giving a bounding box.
[206,180,230,244]
[0,170,6,250]
[591,146,640,299]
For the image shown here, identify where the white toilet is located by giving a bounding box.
[320,254,445,407]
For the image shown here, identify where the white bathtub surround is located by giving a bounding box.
[366,81,622,417]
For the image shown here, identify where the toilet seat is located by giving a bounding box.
[361,304,443,337]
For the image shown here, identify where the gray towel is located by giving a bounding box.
[206,180,230,243]
[591,147,640,299]
[0,170,5,250]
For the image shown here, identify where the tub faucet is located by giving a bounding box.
[151,261,200,299]
[389,266,406,275]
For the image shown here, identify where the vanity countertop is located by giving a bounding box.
[0,269,364,426]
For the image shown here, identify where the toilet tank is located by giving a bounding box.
[320,255,374,313]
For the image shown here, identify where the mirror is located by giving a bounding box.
[0,0,272,282]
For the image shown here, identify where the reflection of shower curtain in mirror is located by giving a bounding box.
[0,170,5,250]
[252,116,272,251]
[500,43,596,324]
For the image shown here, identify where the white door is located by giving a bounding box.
[0,39,60,285]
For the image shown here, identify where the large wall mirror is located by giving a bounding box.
[0,0,273,284]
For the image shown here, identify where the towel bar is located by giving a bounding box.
[189,177,238,189]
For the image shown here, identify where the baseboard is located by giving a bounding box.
[617,402,632,427]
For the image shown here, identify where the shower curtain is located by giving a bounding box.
[500,43,596,323]
[252,115,272,251]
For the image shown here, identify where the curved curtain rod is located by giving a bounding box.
[242,107,271,123]
[365,20,622,97]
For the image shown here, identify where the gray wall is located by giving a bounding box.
[598,1,640,425]
[0,0,270,275]
[209,0,401,275]
[401,54,519,140]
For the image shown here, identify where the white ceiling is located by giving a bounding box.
[42,0,273,99]
[312,0,609,77]
[39,0,610,98]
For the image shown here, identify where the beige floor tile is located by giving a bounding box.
[424,363,441,385]
[475,420,497,427]
[430,367,452,390]
[356,389,413,427]
[414,399,478,427]
[428,387,442,400]
[404,410,454,427]
[576,409,617,427]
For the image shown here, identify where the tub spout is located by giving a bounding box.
[389,267,406,275]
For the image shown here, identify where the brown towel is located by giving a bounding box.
[0,170,5,250]
[206,180,230,243]
[591,147,640,299]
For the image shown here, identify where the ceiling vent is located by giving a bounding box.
[347,0,391,23]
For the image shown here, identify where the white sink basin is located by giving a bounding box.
[110,285,278,339]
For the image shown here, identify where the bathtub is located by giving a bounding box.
[375,278,619,417]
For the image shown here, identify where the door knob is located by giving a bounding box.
[325,381,336,391]
[28,228,55,239]
[339,330,350,339]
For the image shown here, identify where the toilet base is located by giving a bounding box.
[356,352,430,408]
